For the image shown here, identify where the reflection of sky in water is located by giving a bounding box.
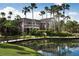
[69,47,79,56]
[37,43,79,56]
[19,39,79,56]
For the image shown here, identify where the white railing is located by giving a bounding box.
[24,24,39,28]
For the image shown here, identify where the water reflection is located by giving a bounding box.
[13,39,79,56]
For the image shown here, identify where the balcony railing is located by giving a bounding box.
[24,24,39,28]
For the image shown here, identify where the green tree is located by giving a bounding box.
[44,6,49,18]
[29,3,37,19]
[65,20,78,33]
[39,11,45,19]
[8,11,13,20]
[61,3,70,22]
[62,3,70,15]
[1,12,6,18]
[29,3,37,29]
[22,6,30,18]
[2,20,21,36]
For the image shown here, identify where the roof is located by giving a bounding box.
[19,18,41,23]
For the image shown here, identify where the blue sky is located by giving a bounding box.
[0,3,53,11]
[0,3,78,11]
[0,3,79,21]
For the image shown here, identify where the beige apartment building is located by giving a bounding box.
[19,18,55,32]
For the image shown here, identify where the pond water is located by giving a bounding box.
[13,39,79,56]
[37,43,79,56]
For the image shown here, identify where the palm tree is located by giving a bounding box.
[61,3,70,20]
[62,3,70,15]
[22,6,30,18]
[48,8,52,18]
[44,6,49,18]
[1,12,6,18]
[0,12,6,34]
[29,3,37,29]
[50,5,62,32]
[60,20,65,32]
[49,5,61,32]
[29,3,37,19]
[50,5,57,18]
[8,11,12,20]
[55,12,63,32]
[65,16,70,21]
[39,11,45,19]
[15,15,21,20]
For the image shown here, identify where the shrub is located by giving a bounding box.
[46,30,72,36]
[30,29,72,37]
[30,29,45,36]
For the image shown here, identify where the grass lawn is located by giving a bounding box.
[0,43,41,56]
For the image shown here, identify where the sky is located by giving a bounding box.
[0,3,79,21]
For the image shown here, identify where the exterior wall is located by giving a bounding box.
[19,18,54,32]
[40,18,54,30]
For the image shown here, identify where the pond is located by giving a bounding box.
[11,38,79,56]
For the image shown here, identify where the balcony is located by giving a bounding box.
[24,24,40,29]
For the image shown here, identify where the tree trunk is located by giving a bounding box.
[46,12,47,18]
[52,13,56,32]
[25,14,27,18]
[58,16,60,32]
[32,9,34,29]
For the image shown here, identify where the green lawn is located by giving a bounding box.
[0,43,41,56]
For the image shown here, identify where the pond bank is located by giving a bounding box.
[0,43,41,56]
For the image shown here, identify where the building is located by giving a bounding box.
[19,18,54,32]
[40,18,55,30]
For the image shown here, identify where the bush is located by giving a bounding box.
[30,29,72,37]
[46,30,72,36]
[56,32,72,36]
[30,29,45,36]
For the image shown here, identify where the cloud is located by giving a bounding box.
[0,7,24,20]
[68,11,79,16]
[0,7,79,22]
[0,6,52,20]
[54,3,63,6]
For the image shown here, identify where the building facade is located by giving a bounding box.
[19,18,54,32]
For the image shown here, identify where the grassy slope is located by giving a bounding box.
[0,43,41,56]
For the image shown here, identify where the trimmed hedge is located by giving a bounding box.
[30,29,45,36]
[46,30,72,36]
[30,29,72,37]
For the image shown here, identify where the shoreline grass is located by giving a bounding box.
[0,43,41,56]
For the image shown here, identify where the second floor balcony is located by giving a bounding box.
[24,24,40,29]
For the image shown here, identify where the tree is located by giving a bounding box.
[44,6,49,18]
[61,3,70,21]
[52,5,62,32]
[8,11,13,20]
[60,20,65,32]
[65,16,70,22]
[22,6,30,18]
[65,20,78,33]
[1,12,6,18]
[29,3,37,29]
[2,20,21,36]
[62,3,70,15]
[39,11,45,19]
[15,15,21,20]
[50,5,57,17]
[29,3,37,19]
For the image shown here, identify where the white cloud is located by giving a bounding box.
[0,7,24,20]
[54,3,63,6]
[0,7,79,22]
[0,6,52,20]
[68,11,79,16]
[0,7,45,20]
